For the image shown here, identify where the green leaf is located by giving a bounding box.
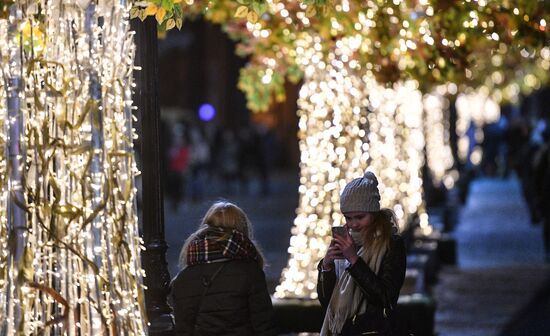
[138,9,147,21]
[161,0,174,11]
[129,7,140,19]
[252,1,267,16]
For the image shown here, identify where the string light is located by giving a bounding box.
[0,1,147,334]
[423,88,454,187]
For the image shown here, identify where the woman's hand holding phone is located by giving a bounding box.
[331,225,359,265]
[331,226,348,258]
[322,226,347,270]
[331,226,347,238]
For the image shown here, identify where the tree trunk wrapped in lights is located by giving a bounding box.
[0,1,147,334]
[274,34,429,299]
[423,90,455,188]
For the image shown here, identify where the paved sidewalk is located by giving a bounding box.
[433,177,550,336]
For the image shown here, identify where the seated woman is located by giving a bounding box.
[317,171,407,335]
[171,201,275,336]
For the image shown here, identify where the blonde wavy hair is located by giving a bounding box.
[360,208,399,258]
[178,201,265,268]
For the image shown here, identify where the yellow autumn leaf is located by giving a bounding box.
[173,0,183,2]
[235,5,248,18]
[138,9,147,21]
[129,7,140,19]
[144,3,158,16]
[247,10,258,23]
[305,6,316,17]
[166,18,176,30]
[20,246,34,281]
[176,18,183,29]
[155,7,167,23]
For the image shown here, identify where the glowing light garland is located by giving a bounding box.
[423,88,454,187]
[0,1,147,334]
[274,34,428,299]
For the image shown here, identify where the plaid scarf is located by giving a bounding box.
[186,227,259,266]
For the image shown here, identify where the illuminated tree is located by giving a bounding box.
[273,33,429,298]
[0,1,147,334]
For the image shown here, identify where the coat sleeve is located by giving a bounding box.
[316,259,337,309]
[248,266,277,336]
[171,276,196,336]
[346,236,406,311]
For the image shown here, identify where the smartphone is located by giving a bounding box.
[331,226,347,238]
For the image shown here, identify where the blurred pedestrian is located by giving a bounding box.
[522,117,547,224]
[188,126,211,202]
[238,124,272,196]
[533,125,550,261]
[317,171,407,336]
[481,121,504,176]
[165,123,190,211]
[171,201,275,336]
[215,129,243,194]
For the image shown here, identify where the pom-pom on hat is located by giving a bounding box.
[340,171,381,213]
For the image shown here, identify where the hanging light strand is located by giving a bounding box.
[0,1,147,334]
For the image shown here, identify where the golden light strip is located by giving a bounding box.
[0,1,147,334]
[274,33,429,299]
[423,89,454,187]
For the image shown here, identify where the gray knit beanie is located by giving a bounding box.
[340,171,381,213]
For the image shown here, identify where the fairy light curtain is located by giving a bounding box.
[274,34,428,299]
[0,0,147,334]
[423,87,455,188]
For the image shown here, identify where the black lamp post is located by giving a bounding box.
[131,17,175,335]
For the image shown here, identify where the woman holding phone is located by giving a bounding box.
[317,171,407,336]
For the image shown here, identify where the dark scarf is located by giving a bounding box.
[186,227,259,266]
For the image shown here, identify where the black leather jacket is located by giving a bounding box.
[317,235,406,332]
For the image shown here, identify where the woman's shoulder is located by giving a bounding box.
[228,259,266,274]
[172,260,265,292]
[389,232,402,240]
[389,234,406,250]
[390,233,403,241]
[174,260,261,279]
[172,261,221,280]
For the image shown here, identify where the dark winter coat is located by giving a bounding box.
[171,259,276,336]
[317,235,406,335]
